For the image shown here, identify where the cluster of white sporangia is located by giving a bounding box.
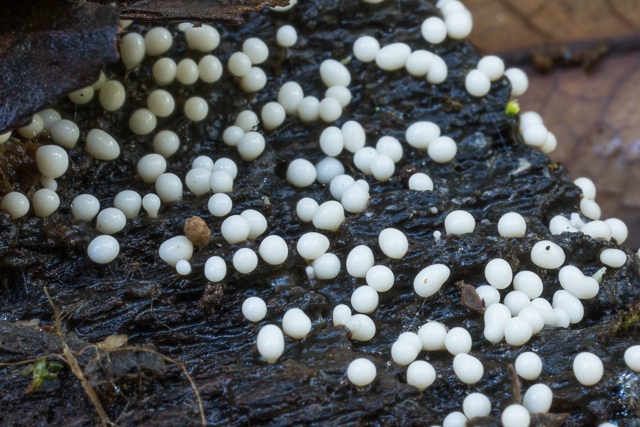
[0,0,637,425]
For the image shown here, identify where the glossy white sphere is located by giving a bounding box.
[257,324,284,363]
[87,235,120,264]
[204,256,227,282]
[259,235,288,265]
[346,245,375,278]
[1,192,29,219]
[347,358,376,386]
[207,193,232,217]
[233,248,258,274]
[221,215,251,244]
[444,210,475,235]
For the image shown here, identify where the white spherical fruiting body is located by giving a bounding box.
[353,36,380,63]
[159,236,193,267]
[282,308,312,339]
[515,352,543,380]
[176,58,200,86]
[346,245,375,278]
[237,132,266,161]
[408,173,434,191]
[36,145,68,179]
[421,17,447,44]
[351,286,379,314]
[276,25,297,47]
[32,189,60,217]
[365,265,394,292]
[465,69,491,97]
[221,215,251,244]
[96,208,126,235]
[1,192,29,219]
[142,194,161,218]
[453,353,483,385]
[444,327,472,355]
[413,264,450,298]
[144,27,172,55]
[228,52,252,77]
[443,411,468,427]
[176,260,191,275]
[347,358,376,387]
[240,67,267,92]
[242,297,267,322]
[498,212,527,237]
[346,314,376,341]
[233,248,258,274]
[558,265,599,299]
[513,271,543,299]
[259,235,288,265]
[185,168,212,197]
[185,24,220,52]
[120,33,145,69]
[316,157,346,185]
[312,201,345,232]
[199,55,223,83]
[501,404,531,427]
[319,59,351,88]
[406,121,440,150]
[204,256,226,282]
[378,228,408,259]
[208,193,232,217]
[531,240,565,269]
[87,235,120,264]
[153,58,177,85]
[477,55,505,81]
[407,360,436,391]
[375,42,411,71]
[485,258,513,289]
[209,170,234,194]
[296,232,330,260]
[129,108,157,135]
[50,119,79,148]
[463,393,492,419]
[278,81,304,115]
[523,383,553,414]
[312,253,341,280]
[552,290,584,324]
[155,173,183,203]
[261,102,286,130]
[484,303,511,344]
[444,210,475,235]
[505,67,529,97]
[624,345,640,372]
[18,115,44,138]
[418,321,447,351]
[287,159,317,187]
[257,324,284,364]
[573,352,604,386]
[240,209,267,240]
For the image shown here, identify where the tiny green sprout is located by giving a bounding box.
[22,358,65,393]
[340,55,353,65]
[505,100,520,116]
[592,267,607,284]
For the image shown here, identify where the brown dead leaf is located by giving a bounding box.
[466,0,640,56]
[0,0,120,133]
[457,280,485,313]
[115,0,292,24]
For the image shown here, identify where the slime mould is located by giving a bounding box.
[0,0,639,426]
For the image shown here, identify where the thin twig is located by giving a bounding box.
[44,287,110,427]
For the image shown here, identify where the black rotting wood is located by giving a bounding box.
[0,0,639,425]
